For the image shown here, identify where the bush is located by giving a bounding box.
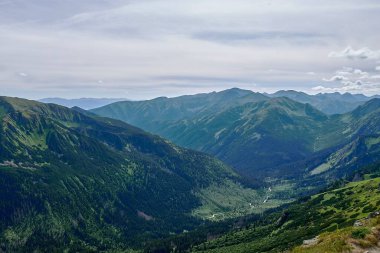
[363,204,376,213]
[349,213,359,219]
[351,228,370,239]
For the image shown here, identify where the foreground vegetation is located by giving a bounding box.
[292,216,380,253]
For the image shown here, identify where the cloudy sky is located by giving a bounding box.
[1,0,380,99]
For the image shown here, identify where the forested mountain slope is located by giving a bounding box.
[0,96,261,252]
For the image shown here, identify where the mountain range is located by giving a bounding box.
[268,90,380,115]
[92,88,380,186]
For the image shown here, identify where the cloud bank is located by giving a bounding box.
[0,0,380,98]
[316,47,380,94]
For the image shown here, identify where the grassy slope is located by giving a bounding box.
[291,216,380,253]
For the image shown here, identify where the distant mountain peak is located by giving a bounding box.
[273,90,308,95]
[216,87,254,96]
[221,87,251,92]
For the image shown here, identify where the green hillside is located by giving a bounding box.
[0,96,267,252]
[91,88,268,135]
[156,97,330,178]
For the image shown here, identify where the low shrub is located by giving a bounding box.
[351,227,370,239]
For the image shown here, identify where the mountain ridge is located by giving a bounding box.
[92,88,377,178]
[268,90,379,114]
[92,89,380,196]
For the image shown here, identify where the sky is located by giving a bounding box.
[0,0,380,100]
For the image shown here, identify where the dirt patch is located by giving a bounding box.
[137,210,154,221]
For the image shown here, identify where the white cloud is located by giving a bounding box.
[311,85,327,91]
[319,64,380,94]
[328,46,380,60]
[18,72,28,77]
[353,69,368,76]
[335,67,368,77]
[376,66,380,71]
[322,75,348,82]
[312,81,379,93]
[342,80,363,86]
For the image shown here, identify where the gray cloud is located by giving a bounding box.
[322,75,348,82]
[313,80,380,93]
[317,49,380,94]
[192,31,330,45]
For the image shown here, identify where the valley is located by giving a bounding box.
[146,162,380,252]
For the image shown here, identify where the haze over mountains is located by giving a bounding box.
[40,89,380,113]
[39,97,128,110]
[268,90,380,115]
